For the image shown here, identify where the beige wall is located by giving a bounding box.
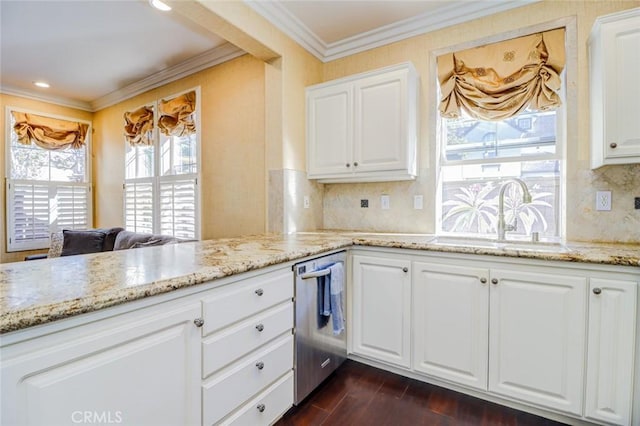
[0,94,93,263]
[320,0,640,243]
[93,54,266,239]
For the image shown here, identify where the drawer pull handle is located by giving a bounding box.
[402,267,408,273]
[256,404,266,413]
[593,288,602,295]
[346,163,351,168]
[193,318,204,328]
[480,277,487,284]
[255,324,264,332]
[255,288,264,296]
[491,278,498,285]
[610,142,617,149]
[256,361,265,370]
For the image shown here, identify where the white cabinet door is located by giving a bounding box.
[585,278,637,426]
[306,82,353,177]
[590,9,640,168]
[488,269,587,415]
[353,69,408,173]
[1,303,201,426]
[306,62,418,182]
[413,262,489,390]
[352,255,411,368]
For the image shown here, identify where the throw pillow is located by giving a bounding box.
[61,230,107,256]
[113,231,153,250]
[130,238,178,249]
[48,231,64,258]
[95,227,125,251]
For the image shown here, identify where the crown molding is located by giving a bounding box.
[245,1,327,61]
[246,0,540,63]
[0,86,93,111]
[2,43,244,113]
[91,42,245,111]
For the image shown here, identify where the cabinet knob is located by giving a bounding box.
[353,162,358,167]
[346,163,351,168]
[491,278,499,285]
[193,318,204,328]
[480,277,487,284]
[593,288,602,295]
[255,288,264,296]
[255,323,264,332]
[609,142,617,149]
[256,361,265,370]
[256,404,266,413]
[402,267,408,273]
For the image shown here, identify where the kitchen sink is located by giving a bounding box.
[429,236,571,253]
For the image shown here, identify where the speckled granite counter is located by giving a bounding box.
[1,232,638,334]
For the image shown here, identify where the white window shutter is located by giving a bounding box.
[54,185,90,230]
[124,180,154,234]
[7,181,50,250]
[159,177,197,239]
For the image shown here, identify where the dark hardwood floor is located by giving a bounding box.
[277,360,567,426]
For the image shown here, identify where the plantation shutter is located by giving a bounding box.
[7,181,91,251]
[124,180,154,234]
[159,177,197,239]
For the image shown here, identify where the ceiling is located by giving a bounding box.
[0,0,535,112]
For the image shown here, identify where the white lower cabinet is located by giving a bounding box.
[351,249,638,425]
[413,262,489,390]
[352,254,411,368]
[0,266,295,426]
[585,278,638,425]
[488,269,587,415]
[0,302,202,426]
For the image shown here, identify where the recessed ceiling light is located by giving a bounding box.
[33,81,50,88]
[149,0,171,11]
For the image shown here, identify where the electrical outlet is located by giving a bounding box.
[414,195,424,210]
[596,191,611,211]
[303,195,310,209]
[361,199,368,208]
[635,197,640,210]
[381,195,390,210]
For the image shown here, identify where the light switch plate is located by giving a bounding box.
[381,195,390,210]
[596,191,611,211]
[414,195,424,210]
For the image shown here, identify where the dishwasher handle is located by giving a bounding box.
[299,261,343,280]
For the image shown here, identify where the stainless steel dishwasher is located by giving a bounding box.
[293,251,347,405]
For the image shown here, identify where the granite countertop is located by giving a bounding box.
[1,232,638,334]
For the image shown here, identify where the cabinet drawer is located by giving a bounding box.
[202,270,292,336]
[221,371,293,426]
[202,334,293,426]
[203,302,293,378]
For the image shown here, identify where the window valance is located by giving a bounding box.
[11,111,89,150]
[124,106,154,146]
[158,91,196,137]
[437,28,566,121]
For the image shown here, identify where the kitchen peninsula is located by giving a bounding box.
[1,233,639,426]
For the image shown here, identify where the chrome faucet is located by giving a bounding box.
[497,178,532,241]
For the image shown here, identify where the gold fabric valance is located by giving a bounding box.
[158,91,196,137]
[437,28,565,121]
[11,111,88,150]
[124,106,154,146]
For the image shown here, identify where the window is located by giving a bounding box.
[6,109,91,251]
[436,29,565,241]
[123,89,199,240]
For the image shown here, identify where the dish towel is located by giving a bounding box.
[329,263,345,336]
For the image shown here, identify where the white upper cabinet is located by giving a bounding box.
[306,62,419,182]
[589,8,640,168]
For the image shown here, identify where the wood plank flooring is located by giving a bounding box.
[277,360,567,426]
